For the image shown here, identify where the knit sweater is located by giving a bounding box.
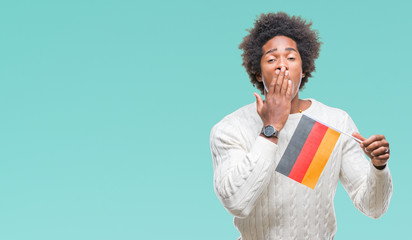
[210,99,392,240]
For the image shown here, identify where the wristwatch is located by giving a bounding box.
[261,125,279,138]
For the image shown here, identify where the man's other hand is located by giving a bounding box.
[352,132,390,169]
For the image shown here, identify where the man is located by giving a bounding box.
[210,12,392,239]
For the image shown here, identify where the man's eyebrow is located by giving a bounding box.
[264,48,277,55]
[264,47,297,55]
[285,47,297,52]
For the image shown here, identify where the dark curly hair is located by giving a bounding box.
[239,12,322,94]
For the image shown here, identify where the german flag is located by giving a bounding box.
[275,114,341,189]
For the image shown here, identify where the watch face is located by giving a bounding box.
[263,125,275,137]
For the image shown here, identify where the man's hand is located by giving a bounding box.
[254,67,292,132]
[352,132,390,168]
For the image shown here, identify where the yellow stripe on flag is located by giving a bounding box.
[301,128,340,189]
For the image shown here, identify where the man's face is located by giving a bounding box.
[257,35,304,99]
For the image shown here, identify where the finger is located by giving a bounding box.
[362,134,386,148]
[352,132,366,146]
[352,132,365,141]
[365,140,389,153]
[275,67,286,96]
[254,93,263,112]
[373,154,390,161]
[371,146,390,157]
[286,80,292,100]
[280,70,289,95]
[268,70,279,95]
[352,132,368,149]
[362,148,372,158]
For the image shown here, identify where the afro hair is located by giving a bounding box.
[239,12,322,94]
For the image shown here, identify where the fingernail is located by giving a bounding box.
[275,69,280,74]
[285,70,289,76]
[281,67,286,72]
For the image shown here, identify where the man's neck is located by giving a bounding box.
[290,96,311,114]
[290,95,301,114]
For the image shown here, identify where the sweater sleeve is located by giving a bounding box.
[210,118,278,218]
[339,114,393,219]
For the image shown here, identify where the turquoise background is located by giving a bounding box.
[0,0,410,239]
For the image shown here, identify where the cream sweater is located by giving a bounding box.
[210,99,392,240]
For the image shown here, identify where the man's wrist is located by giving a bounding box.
[373,164,387,170]
[259,133,278,144]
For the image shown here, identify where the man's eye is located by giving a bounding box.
[288,57,295,60]
[268,59,276,63]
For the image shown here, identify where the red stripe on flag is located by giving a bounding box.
[288,122,329,183]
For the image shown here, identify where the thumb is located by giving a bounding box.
[352,132,366,141]
[253,93,263,112]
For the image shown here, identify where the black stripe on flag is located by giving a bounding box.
[275,115,316,176]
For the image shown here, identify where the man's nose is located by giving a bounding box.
[276,58,288,70]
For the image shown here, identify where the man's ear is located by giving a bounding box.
[302,72,306,78]
[256,72,262,82]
